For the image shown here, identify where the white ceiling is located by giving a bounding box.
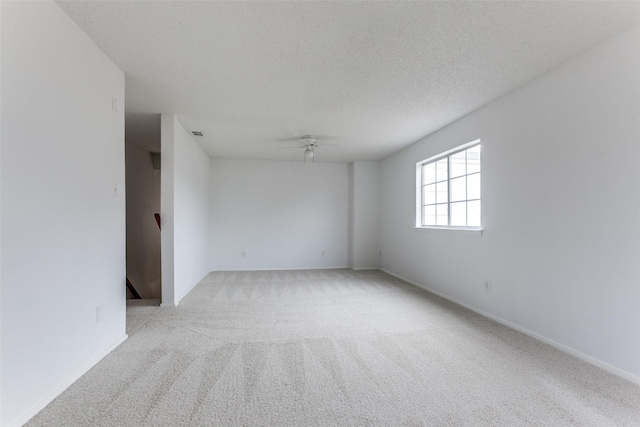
[58,1,640,162]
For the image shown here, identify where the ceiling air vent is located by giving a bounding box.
[191,131,204,137]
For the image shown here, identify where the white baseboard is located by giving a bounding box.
[380,268,640,387]
[175,270,210,305]
[207,265,350,272]
[160,271,211,307]
[164,267,354,306]
[10,334,128,427]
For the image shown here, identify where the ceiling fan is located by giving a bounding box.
[278,135,337,162]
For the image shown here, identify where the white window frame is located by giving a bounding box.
[415,139,482,232]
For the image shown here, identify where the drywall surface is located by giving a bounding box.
[125,142,161,299]
[173,118,210,302]
[380,26,640,381]
[0,4,3,419]
[161,115,210,305]
[160,115,176,305]
[209,159,349,270]
[347,163,354,268]
[1,2,126,425]
[351,161,380,269]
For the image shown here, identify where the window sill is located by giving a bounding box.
[413,226,483,236]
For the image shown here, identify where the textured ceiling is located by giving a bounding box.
[58,1,640,162]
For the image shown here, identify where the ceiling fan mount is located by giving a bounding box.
[300,135,317,162]
[300,135,317,145]
[276,134,338,162]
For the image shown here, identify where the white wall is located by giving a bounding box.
[209,159,349,270]
[380,26,640,382]
[160,115,176,305]
[125,142,161,299]
[1,2,126,425]
[161,115,210,305]
[351,161,380,269]
[347,163,354,268]
[0,4,3,419]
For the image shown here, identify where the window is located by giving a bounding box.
[416,140,481,229]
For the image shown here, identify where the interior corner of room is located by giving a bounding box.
[1,1,639,426]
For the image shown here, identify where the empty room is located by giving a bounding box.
[1,1,639,426]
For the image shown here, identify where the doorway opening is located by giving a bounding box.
[125,140,162,310]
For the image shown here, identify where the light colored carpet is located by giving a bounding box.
[27,269,640,426]
[125,299,161,336]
